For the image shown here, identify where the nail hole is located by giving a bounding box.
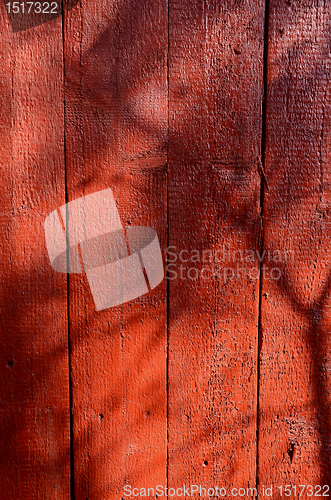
[99,414,104,421]
[287,443,295,463]
[7,361,13,367]
[203,460,208,466]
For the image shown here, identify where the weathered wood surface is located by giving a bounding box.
[1,0,331,497]
[259,0,331,490]
[168,0,265,492]
[63,0,168,498]
[0,6,70,500]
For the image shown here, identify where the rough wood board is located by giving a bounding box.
[1,0,331,496]
[259,0,331,490]
[63,0,168,497]
[168,0,265,492]
[0,7,70,500]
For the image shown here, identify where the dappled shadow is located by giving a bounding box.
[1,0,331,497]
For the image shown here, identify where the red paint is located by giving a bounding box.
[0,9,70,499]
[1,0,331,497]
[168,0,265,492]
[63,0,167,497]
[259,0,331,489]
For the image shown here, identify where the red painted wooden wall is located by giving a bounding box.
[0,0,331,498]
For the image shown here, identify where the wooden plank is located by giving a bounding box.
[168,0,265,493]
[259,0,331,489]
[0,7,70,500]
[63,0,168,497]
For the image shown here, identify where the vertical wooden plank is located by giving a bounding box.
[259,0,331,489]
[168,0,265,493]
[63,0,167,497]
[0,7,70,500]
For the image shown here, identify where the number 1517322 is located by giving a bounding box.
[6,2,59,14]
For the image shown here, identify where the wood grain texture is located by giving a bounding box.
[168,0,265,492]
[0,7,70,500]
[259,0,331,490]
[63,0,168,497]
[2,0,331,496]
